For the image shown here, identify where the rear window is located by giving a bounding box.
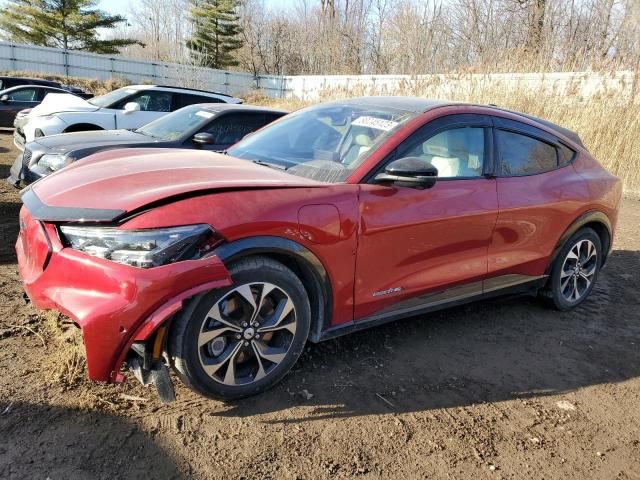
[497,130,558,176]
[174,93,224,109]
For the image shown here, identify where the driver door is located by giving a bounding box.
[354,114,498,320]
[114,91,174,129]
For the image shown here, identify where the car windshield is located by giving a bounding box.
[88,87,138,108]
[136,105,217,140]
[227,103,415,183]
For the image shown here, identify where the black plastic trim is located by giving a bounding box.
[21,187,125,222]
[213,236,333,342]
[318,275,547,342]
[545,210,613,273]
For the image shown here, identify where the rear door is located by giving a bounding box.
[354,114,498,320]
[487,117,579,278]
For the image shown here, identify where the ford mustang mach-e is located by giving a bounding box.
[16,97,621,401]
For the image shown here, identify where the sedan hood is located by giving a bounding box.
[29,93,99,116]
[29,130,158,154]
[26,149,322,222]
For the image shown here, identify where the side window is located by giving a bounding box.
[558,143,575,165]
[401,127,485,178]
[118,91,173,112]
[38,88,59,100]
[497,130,557,175]
[7,87,38,101]
[174,93,224,110]
[205,113,269,145]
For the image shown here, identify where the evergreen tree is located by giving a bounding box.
[0,0,138,54]
[187,0,242,69]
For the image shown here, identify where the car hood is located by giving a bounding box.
[26,149,323,222]
[29,130,159,154]
[29,93,99,116]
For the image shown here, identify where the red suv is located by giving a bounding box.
[16,97,622,401]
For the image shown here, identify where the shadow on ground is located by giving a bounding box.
[0,402,184,480]
[209,248,640,422]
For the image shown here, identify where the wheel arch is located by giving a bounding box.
[546,210,612,275]
[213,236,333,343]
[63,123,104,133]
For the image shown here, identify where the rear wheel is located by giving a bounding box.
[547,228,601,311]
[170,256,311,400]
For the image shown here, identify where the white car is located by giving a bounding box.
[13,85,242,150]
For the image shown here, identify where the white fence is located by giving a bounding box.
[0,41,635,101]
[0,41,287,97]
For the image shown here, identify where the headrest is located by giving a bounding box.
[354,133,373,147]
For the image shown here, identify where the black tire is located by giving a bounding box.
[169,256,311,400]
[546,227,602,311]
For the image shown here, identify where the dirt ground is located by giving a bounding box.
[0,130,638,480]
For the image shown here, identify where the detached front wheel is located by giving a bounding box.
[170,256,310,400]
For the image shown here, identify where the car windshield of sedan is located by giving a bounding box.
[88,87,138,108]
[226,103,415,183]
[136,105,216,141]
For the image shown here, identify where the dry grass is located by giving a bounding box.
[40,310,87,388]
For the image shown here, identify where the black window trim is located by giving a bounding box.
[364,113,495,184]
[490,119,577,178]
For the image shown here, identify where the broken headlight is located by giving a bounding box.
[59,224,218,268]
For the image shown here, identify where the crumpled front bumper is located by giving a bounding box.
[16,206,232,382]
[7,152,45,188]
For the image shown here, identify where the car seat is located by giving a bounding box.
[342,130,374,165]
[422,133,461,177]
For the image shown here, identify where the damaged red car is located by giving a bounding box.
[16,97,622,401]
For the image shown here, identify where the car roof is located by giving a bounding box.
[0,76,60,84]
[334,96,583,147]
[125,84,239,99]
[193,103,287,114]
[330,96,449,113]
[0,84,70,93]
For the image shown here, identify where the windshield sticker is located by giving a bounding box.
[351,116,399,131]
[196,111,215,119]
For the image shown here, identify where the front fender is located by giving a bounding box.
[111,275,232,382]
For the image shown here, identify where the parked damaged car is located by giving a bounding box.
[7,104,286,187]
[16,97,621,402]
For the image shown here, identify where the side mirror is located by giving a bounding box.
[374,157,438,189]
[0,94,8,103]
[192,132,215,145]
[123,102,141,113]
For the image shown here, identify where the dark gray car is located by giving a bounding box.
[8,103,286,187]
[0,85,90,128]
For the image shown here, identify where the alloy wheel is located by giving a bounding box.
[560,239,597,302]
[197,282,297,386]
